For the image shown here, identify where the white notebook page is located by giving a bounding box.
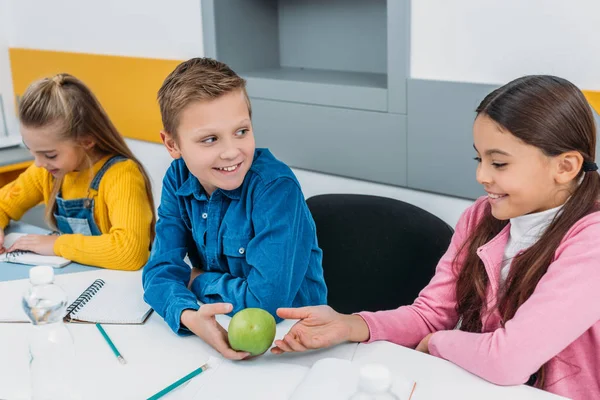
[67,270,152,324]
[0,233,71,268]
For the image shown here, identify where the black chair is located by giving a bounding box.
[306,194,455,314]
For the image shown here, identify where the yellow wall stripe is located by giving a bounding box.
[9,48,182,144]
[583,91,600,115]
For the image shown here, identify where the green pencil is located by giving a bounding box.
[95,323,127,365]
[147,364,209,400]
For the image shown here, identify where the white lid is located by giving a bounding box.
[29,266,54,285]
[357,364,392,393]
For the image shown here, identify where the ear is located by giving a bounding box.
[554,151,584,185]
[160,130,182,159]
[79,136,96,151]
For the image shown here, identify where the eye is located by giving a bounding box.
[235,128,249,137]
[201,137,216,144]
[473,157,482,163]
[492,162,507,169]
[45,154,57,160]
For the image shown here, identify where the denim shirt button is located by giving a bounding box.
[238,247,245,255]
[202,212,208,219]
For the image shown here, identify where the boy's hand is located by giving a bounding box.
[181,303,250,360]
[0,228,5,255]
[7,234,58,256]
[188,267,204,289]
[271,305,369,354]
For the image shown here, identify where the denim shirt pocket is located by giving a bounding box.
[222,236,251,278]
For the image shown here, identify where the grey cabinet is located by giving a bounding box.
[201,0,494,200]
[252,98,407,186]
[407,79,496,199]
[202,0,409,113]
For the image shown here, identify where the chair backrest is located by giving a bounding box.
[306,194,455,314]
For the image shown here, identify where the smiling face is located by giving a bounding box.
[21,122,90,177]
[473,114,575,220]
[161,89,255,196]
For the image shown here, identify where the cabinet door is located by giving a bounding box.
[407,79,497,199]
[252,98,407,186]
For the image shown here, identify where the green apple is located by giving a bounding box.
[228,308,276,356]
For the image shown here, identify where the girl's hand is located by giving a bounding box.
[0,228,5,255]
[271,305,370,354]
[7,234,58,256]
[181,303,250,360]
[415,333,434,354]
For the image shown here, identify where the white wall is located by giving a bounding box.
[292,169,471,228]
[125,139,173,210]
[0,0,17,136]
[411,0,600,90]
[8,0,204,59]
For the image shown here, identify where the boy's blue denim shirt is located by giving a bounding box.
[142,148,327,335]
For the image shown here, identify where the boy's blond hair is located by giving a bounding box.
[157,58,251,138]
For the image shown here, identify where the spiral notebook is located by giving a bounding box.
[63,277,153,324]
[0,269,153,324]
[0,233,71,268]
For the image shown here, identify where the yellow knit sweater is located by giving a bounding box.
[0,155,153,270]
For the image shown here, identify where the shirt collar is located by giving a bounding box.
[509,203,563,242]
[175,175,208,201]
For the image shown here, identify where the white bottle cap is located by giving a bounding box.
[29,266,55,285]
[357,364,393,393]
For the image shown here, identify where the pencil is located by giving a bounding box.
[408,381,417,400]
[95,323,127,365]
[146,364,209,400]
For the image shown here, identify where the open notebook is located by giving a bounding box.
[0,233,71,268]
[0,269,153,324]
[180,356,416,400]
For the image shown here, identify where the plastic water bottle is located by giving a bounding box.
[349,364,401,400]
[22,266,80,400]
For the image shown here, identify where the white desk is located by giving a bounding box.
[0,312,565,400]
[0,225,565,400]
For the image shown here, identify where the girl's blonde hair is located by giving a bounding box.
[18,73,156,242]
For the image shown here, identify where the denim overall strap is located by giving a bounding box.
[89,155,127,191]
[54,155,128,236]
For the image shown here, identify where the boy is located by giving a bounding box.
[142,58,327,359]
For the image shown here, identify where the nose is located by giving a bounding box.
[33,156,45,169]
[219,138,241,161]
[475,163,491,186]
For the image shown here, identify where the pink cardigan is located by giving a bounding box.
[359,197,600,399]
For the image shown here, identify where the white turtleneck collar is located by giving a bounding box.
[500,203,564,283]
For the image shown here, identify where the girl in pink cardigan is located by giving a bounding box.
[272,75,600,400]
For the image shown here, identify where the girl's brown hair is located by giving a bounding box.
[455,75,600,387]
[18,73,156,241]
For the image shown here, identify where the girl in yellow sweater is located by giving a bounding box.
[0,74,155,270]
